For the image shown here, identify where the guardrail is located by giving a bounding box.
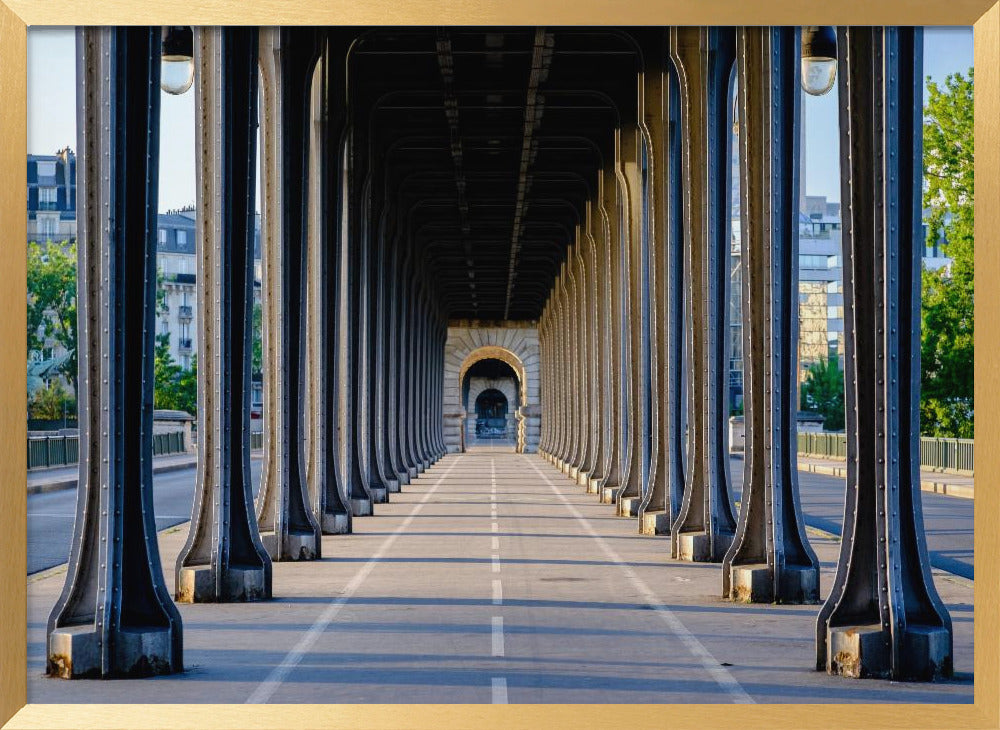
[797,432,973,476]
[29,431,186,470]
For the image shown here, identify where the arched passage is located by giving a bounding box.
[443,325,540,453]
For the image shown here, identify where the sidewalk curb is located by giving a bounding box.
[797,462,974,500]
[27,458,197,496]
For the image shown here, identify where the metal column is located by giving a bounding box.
[255,27,323,561]
[722,27,820,604]
[670,26,739,562]
[176,27,273,603]
[816,26,952,681]
[47,27,182,678]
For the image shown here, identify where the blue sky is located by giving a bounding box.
[28,26,974,211]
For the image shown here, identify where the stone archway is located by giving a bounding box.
[443,324,540,453]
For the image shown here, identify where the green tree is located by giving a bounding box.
[27,240,77,397]
[800,357,845,432]
[921,69,974,438]
[252,299,263,375]
[154,333,198,415]
[29,379,74,421]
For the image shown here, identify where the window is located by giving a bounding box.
[38,216,57,238]
[159,229,167,244]
[39,187,57,205]
[36,160,56,177]
[177,229,188,247]
[799,255,828,269]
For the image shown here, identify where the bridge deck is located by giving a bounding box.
[27,453,973,704]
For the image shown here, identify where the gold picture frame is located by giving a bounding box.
[1,2,996,727]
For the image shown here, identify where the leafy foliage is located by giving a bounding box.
[29,379,74,421]
[921,69,974,438]
[800,357,845,432]
[252,299,262,375]
[27,240,77,394]
[153,333,198,415]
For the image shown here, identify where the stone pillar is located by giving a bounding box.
[255,27,323,561]
[722,27,819,604]
[816,26,952,681]
[47,27,182,678]
[176,27,273,603]
[669,26,739,562]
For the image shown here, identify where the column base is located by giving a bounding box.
[618,496,641,517]
[675,531,734,563]
[407,467,418,480]
[261,530,320,561]
[568,465,580,480]
[372,487,388,504]
[601,486,620,504]
[396,471,410,487]
[576,471,591,488]
[587,477,602,495]
[827,624,952,680]
[640,510,671,535]
[351,498,373,516]
[176,564,269,603]
[48,625,179,679]
[385,478,400,494]
[321,512,350,534]
[729,563,819,604]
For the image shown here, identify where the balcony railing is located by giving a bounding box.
[178,338,193,352]
[178,305,193,320]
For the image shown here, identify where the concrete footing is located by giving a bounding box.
[676,531,734,562]
[618,496,641,517]
[640,510,671,535]
[568,465,579,480]
[407,467,418,480]
[261,530,319,561]
[396,471,410,487]
[48,624,178,679]
[587,477,602,495]
[576,471,591,488]
[600,486,620,504]
[827,624,952,680]
[386,478,401,494]
[729,563,819,604]
[351,498,373,516]
[176,564,269,603]
[321,512,350,534]
[372,487,388,504]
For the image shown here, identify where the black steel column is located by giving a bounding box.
[722,26,820,604]
[48,27,182,678]
[816,25,952,681]
[176,27,272,603]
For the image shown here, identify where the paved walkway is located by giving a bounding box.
[27,453,973,704]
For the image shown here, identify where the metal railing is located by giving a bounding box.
[29,431,186,470]
[797,432,973,475]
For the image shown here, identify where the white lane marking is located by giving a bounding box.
[492,554,500,573]
[492,579,503,605]
[492,522,499,533]
[526,457,755,705]
[491,677,508,704]
[492,616,505,657]
[245,457,460,704]
[492,535,500,551]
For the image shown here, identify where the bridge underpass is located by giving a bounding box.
[37,24,968,701]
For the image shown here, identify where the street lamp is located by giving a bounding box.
[161,26,194,95]
[800,26,837,97]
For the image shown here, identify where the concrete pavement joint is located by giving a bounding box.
[526,455,755,705]
[245,456,461,704]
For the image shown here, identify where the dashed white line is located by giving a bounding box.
[491,677,508,703]
[492,522,499,533]
[491,535,500,551]
[492,579,503,605]
[492,554,500,573]
[526,456,755,705]
[492,616,505,656]
[245,457,460,704]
